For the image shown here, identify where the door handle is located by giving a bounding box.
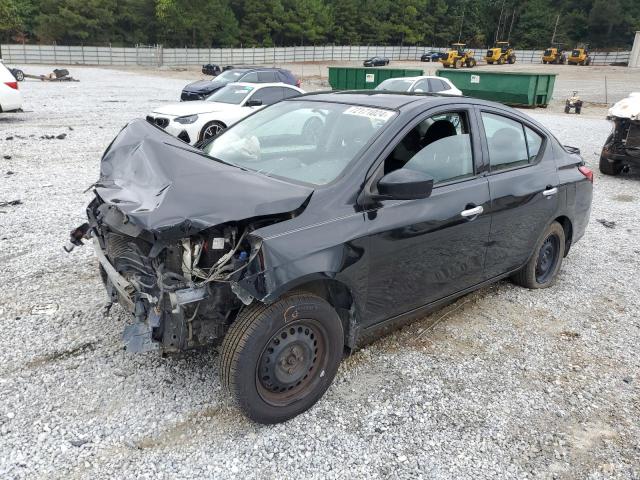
[461,205,484,217]
[542,187,558,197]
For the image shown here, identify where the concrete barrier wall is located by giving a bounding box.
[1,44,631,67]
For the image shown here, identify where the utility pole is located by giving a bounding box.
[507,8,517,42]
[458,1,466,43]
[458,2,467,43]
[495,0,506,43]
[550,13,560,44]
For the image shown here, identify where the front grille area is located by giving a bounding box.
[146,115,169,129]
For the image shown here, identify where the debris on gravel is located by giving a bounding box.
[0,66,638,480]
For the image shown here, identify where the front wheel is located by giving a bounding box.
[511,221,565,289]
[200,121,226,142]
[220,293,344,424]
[13,69,24,82]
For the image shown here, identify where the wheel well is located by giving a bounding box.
[554,216,573,256]
[290,279,355,349]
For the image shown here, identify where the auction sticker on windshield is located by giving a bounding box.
[344,106,394,121]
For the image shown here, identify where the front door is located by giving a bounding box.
[363,108,491,326]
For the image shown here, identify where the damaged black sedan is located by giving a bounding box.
[70,92,593,423]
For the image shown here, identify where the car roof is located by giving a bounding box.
[228,82,302,91]
[294,91,444,110]
[231,66,287,72]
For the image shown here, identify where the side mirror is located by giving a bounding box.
[376,169,434,200]
[245,99,262,107]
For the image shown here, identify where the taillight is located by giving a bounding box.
[4,81,18,90]
[578,165,593,183]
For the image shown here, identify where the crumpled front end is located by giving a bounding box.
[86,195,263,353]
[69,119,313,353]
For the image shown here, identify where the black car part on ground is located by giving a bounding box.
[600,117,640,174]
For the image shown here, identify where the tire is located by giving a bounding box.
[599,154,623,176]
[508,54,516,64]
[13,69,24,82]
[200,121,226,142]
[586,57,591,66]
[543,60,547,64]
[511,221,565,289]
[220,292,344,424]
[564,104,570,114]
[575,105,582,114]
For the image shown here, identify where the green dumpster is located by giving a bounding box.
[436,69,557,107]
[328,67,424,90]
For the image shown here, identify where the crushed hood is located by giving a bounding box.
[95,119,313,240]
[609,92,640,121]
[153,101,237,117]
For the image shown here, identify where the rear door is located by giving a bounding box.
[478,108,560,278]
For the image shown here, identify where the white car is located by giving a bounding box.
[147,82,305,145]
[375,76,462,96]
[0,60,23,112]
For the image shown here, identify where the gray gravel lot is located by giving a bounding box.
[0,66,639,480]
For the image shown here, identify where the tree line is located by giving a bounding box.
[1,0,638,49]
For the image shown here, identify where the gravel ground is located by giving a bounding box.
[0,66,639,480]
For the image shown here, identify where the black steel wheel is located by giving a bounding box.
[220,292,343,424]
[535,234,560,284]
[200,121,226,141]
[256,320,328,406]
[511,221,565,289]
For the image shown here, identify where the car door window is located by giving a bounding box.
[281,87,301,99]
[437,79,451,91]
[250,87,283,106]
[428,78,446,92]
[412,79,430,92]
[481,112,530,171]
[241,72,258,82]
[257,71,277,82]
[525,126,544,161]
[384,112,474,184]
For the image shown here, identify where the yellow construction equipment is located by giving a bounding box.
[567,48,591,66]
[484,41,516,65]
[542,47,566,64]
[440,43,477,69]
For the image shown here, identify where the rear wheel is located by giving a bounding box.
[511,222,565,289]
[508,54,516,64]
[220,293,344,424]
[200,121,226,142]
[13,69,24,81]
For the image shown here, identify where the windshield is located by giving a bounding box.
[216,69,248,82]
[206,84,254,104]
[203,100,396,185]
[375,79,414,92]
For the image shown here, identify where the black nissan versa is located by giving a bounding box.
[68,92,593,424]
